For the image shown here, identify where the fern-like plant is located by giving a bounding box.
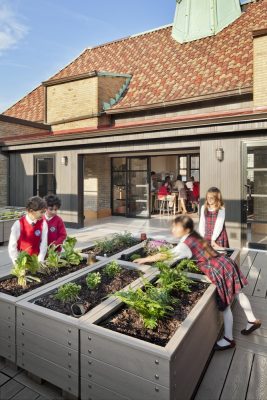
[54,282,81,302]
[177,258,200,273]
[155,261,193,293]
[86,272,101,290]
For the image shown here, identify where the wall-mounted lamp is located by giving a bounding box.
[61,156,68,166]
[216,148,224,162]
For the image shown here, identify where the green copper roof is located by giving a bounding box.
[172,0,241,43]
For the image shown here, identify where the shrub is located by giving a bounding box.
[86,272,101,290]
[103,261,122,278]
[55,282,81,302]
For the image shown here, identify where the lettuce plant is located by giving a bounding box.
[55,282,81,302]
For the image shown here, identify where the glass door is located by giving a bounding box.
[126,157,149,218]
[246,146,267,249]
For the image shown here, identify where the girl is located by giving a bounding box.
[134,215,261,350]
[173,175,187,214]
[199,187,229,249]
[8,196,48,264]
[44,194,67,251]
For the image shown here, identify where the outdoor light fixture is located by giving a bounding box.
[216,148,224,162]
[61,156,68,166]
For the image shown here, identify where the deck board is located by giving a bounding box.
[195,250,267,400]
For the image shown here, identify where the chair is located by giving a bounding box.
[158,194,175,216]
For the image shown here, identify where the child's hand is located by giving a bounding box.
[211,241,224,250]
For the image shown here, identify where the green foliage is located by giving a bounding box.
[55,282,81,302]
[0,210,25,220]
[86,272,101,290]
[155,262,193,293]
[114,281,174,329]
[177,258,200,273]
[144,240,174,260]
[61,237,83,265]
[103,261,122,278]
[94,231,137,256]
[130,253,142,261]
[11,251,41,288]
[40,244,67,274]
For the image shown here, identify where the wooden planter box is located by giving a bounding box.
[16,260,153,398]
[0,219,18,243]
[79,248,240,400]
[81,240,143,261]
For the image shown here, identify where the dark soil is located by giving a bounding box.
[34,268,142,317]
[82,239,140,257]
[100,282,208,347]
[0,259,88,297]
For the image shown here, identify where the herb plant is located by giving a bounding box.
[86,272,101,290]
[155,262,193,293]
[55,282,81,302]
[61,237,83,265]
[177,258,200,273]
[103,261,122,278]
[94,231,138,256]
[11,251,41,288]
[41,244,67,274]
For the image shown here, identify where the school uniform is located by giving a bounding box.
[171,233,248,311]
[8,214,48,263]
[199,205,229,247]
[44,214,67,251]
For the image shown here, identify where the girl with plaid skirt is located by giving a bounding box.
[199,187,229,248]
[134,215,261,351]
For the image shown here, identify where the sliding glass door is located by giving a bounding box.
[126,157,150,218]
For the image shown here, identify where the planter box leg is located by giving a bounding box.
[27,372,43,384]
[62,390,78,400]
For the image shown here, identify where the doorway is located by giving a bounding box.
[245,145,267,249]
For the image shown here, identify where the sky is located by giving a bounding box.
[0,0,176,113]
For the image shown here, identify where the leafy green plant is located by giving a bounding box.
[94,231,137,256]
[177,258,200,273]
[130,253,142,261]
[40,244,67,274]
[103,261,122,278]
[114,281,175,329]
[155,262,193,293]
[86,272,101,289]
[11,251,41,288]
[61,237,83,265]
[144,240,173,260]
[54,282,81,302]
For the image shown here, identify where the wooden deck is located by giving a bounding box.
[195,249,267,400]
[1,249,267,400]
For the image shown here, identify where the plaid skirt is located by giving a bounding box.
[198,255,248,311]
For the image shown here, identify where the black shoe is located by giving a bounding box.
[241,320,261,335]
[214,336,236,351]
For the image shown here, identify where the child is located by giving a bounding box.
[8,196,48,264]
[199,187,229,248]
[44,194,67,251]
[134,215,261,351]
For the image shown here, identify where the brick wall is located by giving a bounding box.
[253,33,267,107]
[84,155,111,222]
[0,120,48,139]
[46,76,99,124]
[0,152,8,206]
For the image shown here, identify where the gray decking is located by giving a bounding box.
[195,249,267,400]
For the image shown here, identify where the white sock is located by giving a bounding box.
[236,292,256,330]
[217,306,233,346]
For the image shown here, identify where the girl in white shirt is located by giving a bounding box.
[199,187,229,249]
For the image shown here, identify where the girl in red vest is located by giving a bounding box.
[199,187,229,249]
[8,196,48,264]
[134,215,261,351]
[44,194,67,251]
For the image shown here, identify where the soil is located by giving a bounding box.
[0,259,88,297]
[34,268,142,317]
[82,239,140,257]
[100,282,208,347]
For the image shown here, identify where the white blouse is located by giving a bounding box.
[8,214,48,264]
[170,234,192,262]
[198,205,225,241]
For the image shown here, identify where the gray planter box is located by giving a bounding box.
[79,248,240,400]
[16,260,153,398]
[0,219,17,243]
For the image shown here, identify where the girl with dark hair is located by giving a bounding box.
[199,187,229,248]
[44,194,67,251]
[134,215,261,350]
[8,196,48,263]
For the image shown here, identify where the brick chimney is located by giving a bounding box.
[253,28,267,107]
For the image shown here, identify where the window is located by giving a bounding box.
[34,156,56,197]
[177,154,200,182]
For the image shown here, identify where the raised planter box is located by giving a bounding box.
[16,260,154,398]
[0,207,25,244]
[79,249,240,400]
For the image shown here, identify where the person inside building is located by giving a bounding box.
[173,174,187,214]
[163,175,172,194]
[150,171,158,192]
[44,194,67,251]
[192,179,200,213]
[198,187,229,249]
[8,196,48,264]
[134,215,261,351]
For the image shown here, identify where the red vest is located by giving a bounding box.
[45,215,67,251]
[17,216,43,256]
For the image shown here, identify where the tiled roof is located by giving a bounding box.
[3,0,267,122]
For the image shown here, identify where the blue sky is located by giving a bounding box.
[0,0,176,113]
